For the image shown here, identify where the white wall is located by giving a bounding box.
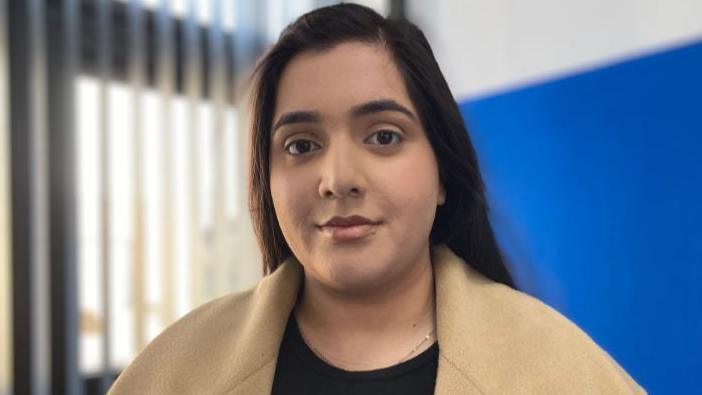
[407,0,702,100]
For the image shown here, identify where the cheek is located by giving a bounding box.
[377,146,440,218]
[270,165,315,241]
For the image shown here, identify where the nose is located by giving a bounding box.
[318,140,365,200]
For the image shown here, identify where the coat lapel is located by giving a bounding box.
[432,244,490,394]
[226,257,303,394]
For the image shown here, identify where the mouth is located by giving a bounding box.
[318,215,381,242]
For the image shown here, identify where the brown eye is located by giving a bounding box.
[366,130,402,146]
[284,139,321,155]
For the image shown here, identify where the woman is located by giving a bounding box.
[110,4,645,394]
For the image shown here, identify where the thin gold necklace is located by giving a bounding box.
[299,325,437,369]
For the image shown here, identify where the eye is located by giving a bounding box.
[365,130,402,146]
[284,139,321,156]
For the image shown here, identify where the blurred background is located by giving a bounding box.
[1,0,700,394]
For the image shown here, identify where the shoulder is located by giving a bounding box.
[487,284,643,392]
[109,258,303,394]
[108,286,259,394]
[432,245,646,393]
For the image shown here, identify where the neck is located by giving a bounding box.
[294,246,436,370]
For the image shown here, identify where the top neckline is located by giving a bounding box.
[285,314,439,382]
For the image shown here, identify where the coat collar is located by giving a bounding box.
[231,244,489,394]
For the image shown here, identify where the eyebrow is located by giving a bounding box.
[350,99,416,120]
[272,99,416,134]
[272,110,321,132]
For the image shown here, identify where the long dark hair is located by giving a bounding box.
[248,3,516,289]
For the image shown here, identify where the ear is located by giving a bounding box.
[437,181,446,206]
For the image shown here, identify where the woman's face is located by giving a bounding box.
[269,42,445,293]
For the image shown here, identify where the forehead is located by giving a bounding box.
[274,41,415,119]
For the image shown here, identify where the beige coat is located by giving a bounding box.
[109,245,646,394]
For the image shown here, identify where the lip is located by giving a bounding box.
[319,215,381,241]
[322,215,378,227]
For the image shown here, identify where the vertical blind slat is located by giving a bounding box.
[156,0,176,328]
[210,0,228,297]
[184,0,202,307]
[29,1,51,391]
[96,0,113,389]
[47,0,81,392]
[127,0,147,353]
[0,0,12,388]
[9,0,52,393]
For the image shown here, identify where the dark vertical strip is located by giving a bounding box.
[389,0,406,19]
[46,0,81,394]
[9,0,51,393]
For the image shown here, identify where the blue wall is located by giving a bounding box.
[460,40,702,393]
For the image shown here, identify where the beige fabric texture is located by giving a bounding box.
[109,244,646,394]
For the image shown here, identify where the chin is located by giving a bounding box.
[321,259,395,293]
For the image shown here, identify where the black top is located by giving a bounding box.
[271,315,439,395]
